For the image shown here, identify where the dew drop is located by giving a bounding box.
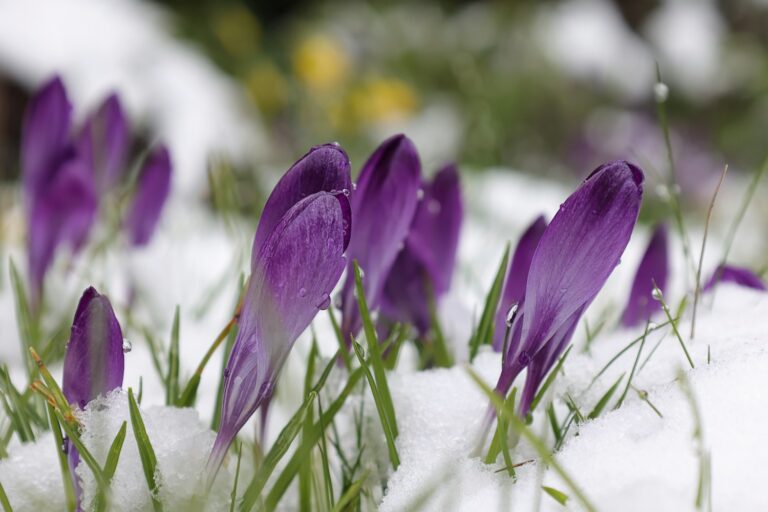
[427,199,441,215]
[652,288,663,301]
[352,182,358,191]
[122,338,132,353]
[505,303,519,327]
[298,287,307,298]
[653,82,669,103]
[316,293,331,310]
[416,188,425,200]
[334,294,343,309]
[342,188,350,197]
[647,321,658,330]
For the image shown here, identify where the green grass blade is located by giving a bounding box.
[316,398,335,508]
[0,480,12,512]
[615,322,649,409]
[94,421,128,512]
[653,282,694,369]
[587,374,624,420]
[331,470,369,512]
[47,405,76,512]
[0,366,35,442]
[542,486,569,506]
[328,307,352,370]
[127,388,163,512]
[353,260,398,437]
[166,306,180,406]
[469,244,510,362]
[229,443,243,512]
[529,346,572,414]
[9,259,38,377]
[261,368,364,512]
[352,342,400,469]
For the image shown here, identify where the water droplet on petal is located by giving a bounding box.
[122,339,132,353]
[298,287,307,298]
[342,188,350,197]
[416,188,425,200]
[316,293,331,310]
[352,182,358,191]
[334,294,343,309]
[427,199,441,215]
[505,303,519,327]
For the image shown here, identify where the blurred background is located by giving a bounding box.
[1,0,767,215]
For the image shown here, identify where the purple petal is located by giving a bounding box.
[703,264,766,292]
[62,287,125,409]
[124,145,172,246]
[21,75,73,206]
[208,191,350,477]
[496,160,644,398]
[27,157,97,303]
[339,134,422,341]
[252,143,352,263]
[379,164,463,334]
[77,93,131,192]
[621,224,669,327]
[492,215,547,351]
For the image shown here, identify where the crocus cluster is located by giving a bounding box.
[621,224,669,327]
[208,144,352,478]
[495,161,644,416]
[338,134,463,342]
[62,287,125,508]
[21,76,172,307]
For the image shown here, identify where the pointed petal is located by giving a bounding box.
[621,224,669,327]
[22,76,73,205]
[379,164,463,334]
[703,264,766,292]
[209,191,349,475]
[62,287,125,409]
[77,93,131,192]
[27,157,97,301]
[252,143,352,262]
[124,145,172,246]
[340,134,421,340]
[492,215,547,351]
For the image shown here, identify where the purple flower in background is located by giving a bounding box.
[703,264,766,292]
[339,134,422,343]
[62,287,125,508]
[492,215,547,352]
[124,145,172,246]
[379,164,463,334]
[22,76,97,305]
[207,147,352,479]
[495,161,643,416]
[77,93,131,193]
[621,224,669,327]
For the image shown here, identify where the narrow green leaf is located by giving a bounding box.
[331,470,369,512]
[615,322,649,409]
[127,388,163,512]
[56,412,108,492]
[229,443,242,512]
[653,281,694,369]
[166,306,181,406]
[261,368,364,512]
[352,342,400,469]
[0,480,12,512]
[542,486,569,506]
[0,367,35,442]
[328,306,352,370]
[47,405,76,512]
[317,397,334,509]
[94,421,128,512]
[9,259,38,377]
[587,374,624,420]
[353,261,398,438]
[529,346,573,414]
[427,281,452,368]
[469,244,510,361]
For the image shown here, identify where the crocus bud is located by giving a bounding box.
[703,264,766,292]
[124,145,172,246]
[207,146,352,480]
[339,134,421,343]
[491,215,547,351]
[621,224,669,327]
[77,93,130,192]
[496,161,644,416]
[379,164,463,334]
[22,76,97,305]
[62,287,125,508]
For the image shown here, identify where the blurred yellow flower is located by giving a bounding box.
[350,78,418,124]
[245,61,288,114]
[292,34,350,91]
[213,5,260,58]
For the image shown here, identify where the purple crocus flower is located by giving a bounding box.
[207,147,352,479]
[495,161,644,416]
[124,145,172,246]
[22,76,97,305]
[62,287,125,508]
[703,264,766,292]
[339,134,422,343]
[77,93,131,193]
[491,215,547,352]
[621,224,669,327]
[379,164,463,334]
